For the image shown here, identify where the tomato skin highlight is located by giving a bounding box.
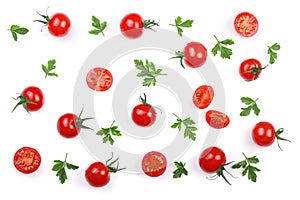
[120,13,143,38]
[183,42,207,68]
[131,104,156,127]
[193,85,214,109]
[239,58,262,81]
[234,12,258,37]
[48,13,71,37]
[13,147,41,174]
[57,113,79,138]
[199,146,226,173]
[252,121,276,147]
[142,151,167,177]
[206,110,230,129]
[22,86,44,112]
[86,67,113,91]
[85,162,110,187]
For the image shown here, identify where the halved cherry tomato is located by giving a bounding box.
[234,12,258,37]
[206,110,230,129]
[199,146,226,173]
[239,58,265,81]
[86,67,113,91]
[142,151,167,177]
[193,85,214,109]
[13,147,41,174]
[183,42,207,68]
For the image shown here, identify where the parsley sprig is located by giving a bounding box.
[52,153,79,184]
[42,59,58,78]
[134,59,167,87]
[211,35,234,59]
[89,16,107,36]
[97,120,122,145]
[171,113,197,141]
[169,16,193,36]
[267,43,280,64]
[240,97,260,116]
[173,161,188,178]
[232,152,260,183]
[8,25,29,41]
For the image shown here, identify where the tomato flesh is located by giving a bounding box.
[206,110,230,129]
[132,104,156,127]
[183,42,207,68]
[14,147,41,174]
[239,58,262,81]
[234,12,258,37]
[193,85,214,109]
[142,151,167,177]
[22,86,44,112]
[120,13,143,38]
[57,113,79,138]
[252,121,276,146]
[199,146,226,173]
[85,162,110,187]
[86,67,113,91]
[48,13,71,37]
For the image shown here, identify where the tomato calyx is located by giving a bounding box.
[169,51,185,68]
[105,152,126,173]
[244,63,268,81]
[139,93,153,109]
[143,19,160,31]
[275,128,291,151]
[207,161,236,185]
[34,7,51,30]
[75,108,94,130]
[12,94,36,114]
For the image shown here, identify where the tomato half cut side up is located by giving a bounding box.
[13,147,41,174]
[234,12,259,37]
[86,67,113,91]
[142,151,167,177]
[206,110,230,129]
[193,85,214,109]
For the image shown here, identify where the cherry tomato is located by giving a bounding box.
[199,146,226,173]
[13,147,41,174]
[206,110,230,129]
[193,85,214,109]
[239,58,265,81]
[85,162,110,187]
[183,42,207,68]
[35,10,71,37]
[251,121,290,150]
[234,12,258,37]
[131,94,156,127]
[141,151,167,177]
[86,67,113,91]
[12,86,44,113]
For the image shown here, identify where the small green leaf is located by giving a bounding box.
[66,163,79,170]
[42,59,58,78]
[169,16,193,36]
[89,16,107,36]
[267,43,280,64]
[9,25,29,41]
[171,113,197,141]
[240,97,260,117]
[211,35,234,59]
[52,163,63,171]
[240,106,252,116]
[173,161,188,179]
[97,121,122,145]
[241,97,254,105]
[252,103,260,116]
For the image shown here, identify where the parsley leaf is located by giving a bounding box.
[211,35,234,59]
[267,43,280,64]
[169,16,193,36]
[171,113,197,141]
[42,59,58,78]
[173,161,188,178]
[231,152,260,183]
[8,25,29,41]
[134,59,167,87]
[52,153,79,184]
[97,120,122,145]
[89,15,107,36]
[240,97,260,116]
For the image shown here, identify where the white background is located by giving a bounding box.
[0,0,299,199]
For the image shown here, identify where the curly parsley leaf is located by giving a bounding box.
[211,35,234,59]
[240,97,260,116]
[171,113,197,141]
[89,15,107,36]
[8,25,29,41]
[267,43,280,64]
[173,161,188,178]
[52,153,79,184]
[134,59,167,87]
[231,152,260,183]
[169,16,193,36]
[97,120,122,145]
[42,59,58,78]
